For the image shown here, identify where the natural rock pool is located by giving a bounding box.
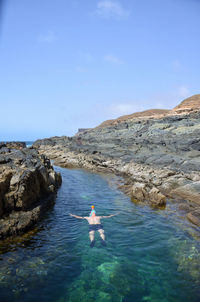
[0,166,200,302]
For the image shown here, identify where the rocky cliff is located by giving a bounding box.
[33,94,200,226]
[0,143,62,239]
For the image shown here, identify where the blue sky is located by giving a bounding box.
[0,0,199,141]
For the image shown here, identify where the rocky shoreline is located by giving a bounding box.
[32,145,200,226]
[33,95,200,227]
[0,143,62,239]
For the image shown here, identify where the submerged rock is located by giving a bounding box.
[173,240,200,281]
[63,256,143,302]
[187,210,200,226]
[97,260,119,284]
[0,143,62,239]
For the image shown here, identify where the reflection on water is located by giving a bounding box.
[0,167,200,302]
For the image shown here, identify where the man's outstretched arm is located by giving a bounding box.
[69,213,86,219]
[100,213,120,219]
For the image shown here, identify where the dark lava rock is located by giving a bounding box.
[0,141,26,149]
[33,110,200,174]
[0,144,62,239]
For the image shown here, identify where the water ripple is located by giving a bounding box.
[0,166,199,302]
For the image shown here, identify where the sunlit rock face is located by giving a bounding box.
[0,143,62,238]
[33,94,200,225]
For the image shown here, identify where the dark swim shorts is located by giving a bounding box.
[89,224,103,232]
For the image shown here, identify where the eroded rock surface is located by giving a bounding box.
[0,143,62,238]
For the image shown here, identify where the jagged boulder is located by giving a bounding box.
[131,182,147,201]
[0,143,62,239]
[131,183,166,207]
[148,187,166,207]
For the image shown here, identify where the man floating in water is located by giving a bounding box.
[69,206,118,247]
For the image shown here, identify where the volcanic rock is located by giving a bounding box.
[33,94,200,225]
[0,143,62,239]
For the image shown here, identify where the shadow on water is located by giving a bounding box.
[0,166,200,302]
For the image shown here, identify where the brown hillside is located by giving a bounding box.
[98,109,170,128]
[96,94,200,129]
[172,94,200,113]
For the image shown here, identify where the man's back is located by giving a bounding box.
[86,216,101,225]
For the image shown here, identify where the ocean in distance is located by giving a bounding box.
[25,141,34,147]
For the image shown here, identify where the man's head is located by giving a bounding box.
[91,211,96,217]
[90,206,96,217]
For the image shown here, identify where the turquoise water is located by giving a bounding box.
[0,166,200,302]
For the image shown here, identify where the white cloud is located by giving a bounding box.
[38,31,57,43]
[96,1,130,19]
[104,54,123,64]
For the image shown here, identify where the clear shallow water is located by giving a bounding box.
[0,166,200,302]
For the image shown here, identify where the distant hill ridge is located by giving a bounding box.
[172,94,200,113]
[98,94,200,128]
